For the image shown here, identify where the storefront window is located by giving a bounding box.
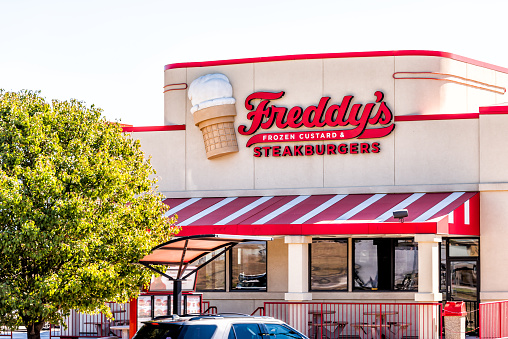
[440,239,448,292]
[230,242,267,291]
[394,240,418,291]
[354,239,382,290]
[310,239,347,291]
[354,238,418,291]
[449,239,479,257]
[195,250,226,291]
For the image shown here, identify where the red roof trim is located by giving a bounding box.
[479,105,508,115]
[122,125,186,132]
[165,50,508,74]
[395,113,479,122]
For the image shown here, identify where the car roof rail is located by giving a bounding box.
[153,315,181,321]
[216,313,251,317]
[185,313,255,321]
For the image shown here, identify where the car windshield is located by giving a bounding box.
[133,323,217,339]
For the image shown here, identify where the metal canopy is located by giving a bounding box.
[138,234,273,315]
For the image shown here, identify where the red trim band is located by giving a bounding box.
[121,108,505,132]
[165,50,508,74]
[395,113,479,122]
[479,105,508,115]
[176,220,478,237]
[122,125,186,132]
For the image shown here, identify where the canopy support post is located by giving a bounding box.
[173,279,183,316]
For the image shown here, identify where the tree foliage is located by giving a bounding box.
[0,90,179,336]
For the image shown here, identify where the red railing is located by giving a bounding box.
[251,307,264,316]
[479,300,508,338]
[202,301,218,315]
[50,302,129,339]
[202,301,210,313]
[264,302,442,339]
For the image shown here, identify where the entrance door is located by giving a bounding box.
[444,238,480,335]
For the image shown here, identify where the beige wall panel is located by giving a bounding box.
[322,57,395,187]
[479,114,508,183]
[466,64,497,112]
[131,130,186,193]
[495,71,508,104]
[394,119,479,186]
[394,56,467,115]
[254,59,323,106]
[164,68,187,125]
[252,60,325,189]
[323,56,395,107]
[480,191,508,293]
[268,238,288,292]
[185,64,256,191]
[324,135,395,188]
[254,141,324,189]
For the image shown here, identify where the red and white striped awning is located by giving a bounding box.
[164,192,479,236]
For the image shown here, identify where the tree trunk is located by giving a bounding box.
[26,322,45,339]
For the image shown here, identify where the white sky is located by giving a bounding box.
[1,0,507,126]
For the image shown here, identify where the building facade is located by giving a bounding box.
[126,50,508,315]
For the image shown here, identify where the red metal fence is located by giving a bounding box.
[264,302,442,339]
[50,302,129,339]
[479,300,508,339]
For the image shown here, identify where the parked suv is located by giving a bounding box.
[133,314,309,339]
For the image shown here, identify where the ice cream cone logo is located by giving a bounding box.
[188,73,239,159]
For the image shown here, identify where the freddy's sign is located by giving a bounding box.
[238,91,395,156]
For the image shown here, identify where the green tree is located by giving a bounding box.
[0,90,179,339]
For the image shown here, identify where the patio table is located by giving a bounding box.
[110,325,130,339]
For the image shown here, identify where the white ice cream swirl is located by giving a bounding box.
[188,73,236,114]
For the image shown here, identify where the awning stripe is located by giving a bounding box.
[252,195,311,225]
[336,194,386,220]
[214,196,274,225]
[164,198,201,217]
[179,197,237,226]
[292,194,348,224]
[449,211,454,223]
[375,193,425,221]
[413,192,465,222]
[465,199,470,225]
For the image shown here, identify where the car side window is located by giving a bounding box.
[264,324,304,338]
[231,323,264,339]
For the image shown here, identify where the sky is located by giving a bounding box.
[1,0,507,126]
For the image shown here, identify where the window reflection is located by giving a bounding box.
[354,240,380,290]
[449,239,478,257]
[394,240,418,291]
[354,238,418,291]
[231,242,267,291]
[440,239,447,292]
[451,261,477,301]
[195,250,226,291]
[310,239,347,291]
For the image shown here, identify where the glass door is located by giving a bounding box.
[443,238,480,336]
[448,260,478,301]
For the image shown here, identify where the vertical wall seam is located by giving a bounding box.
[253,63,256,190]
[393,56,397,187]
[185,68,188,192]
[322,59,325,189]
